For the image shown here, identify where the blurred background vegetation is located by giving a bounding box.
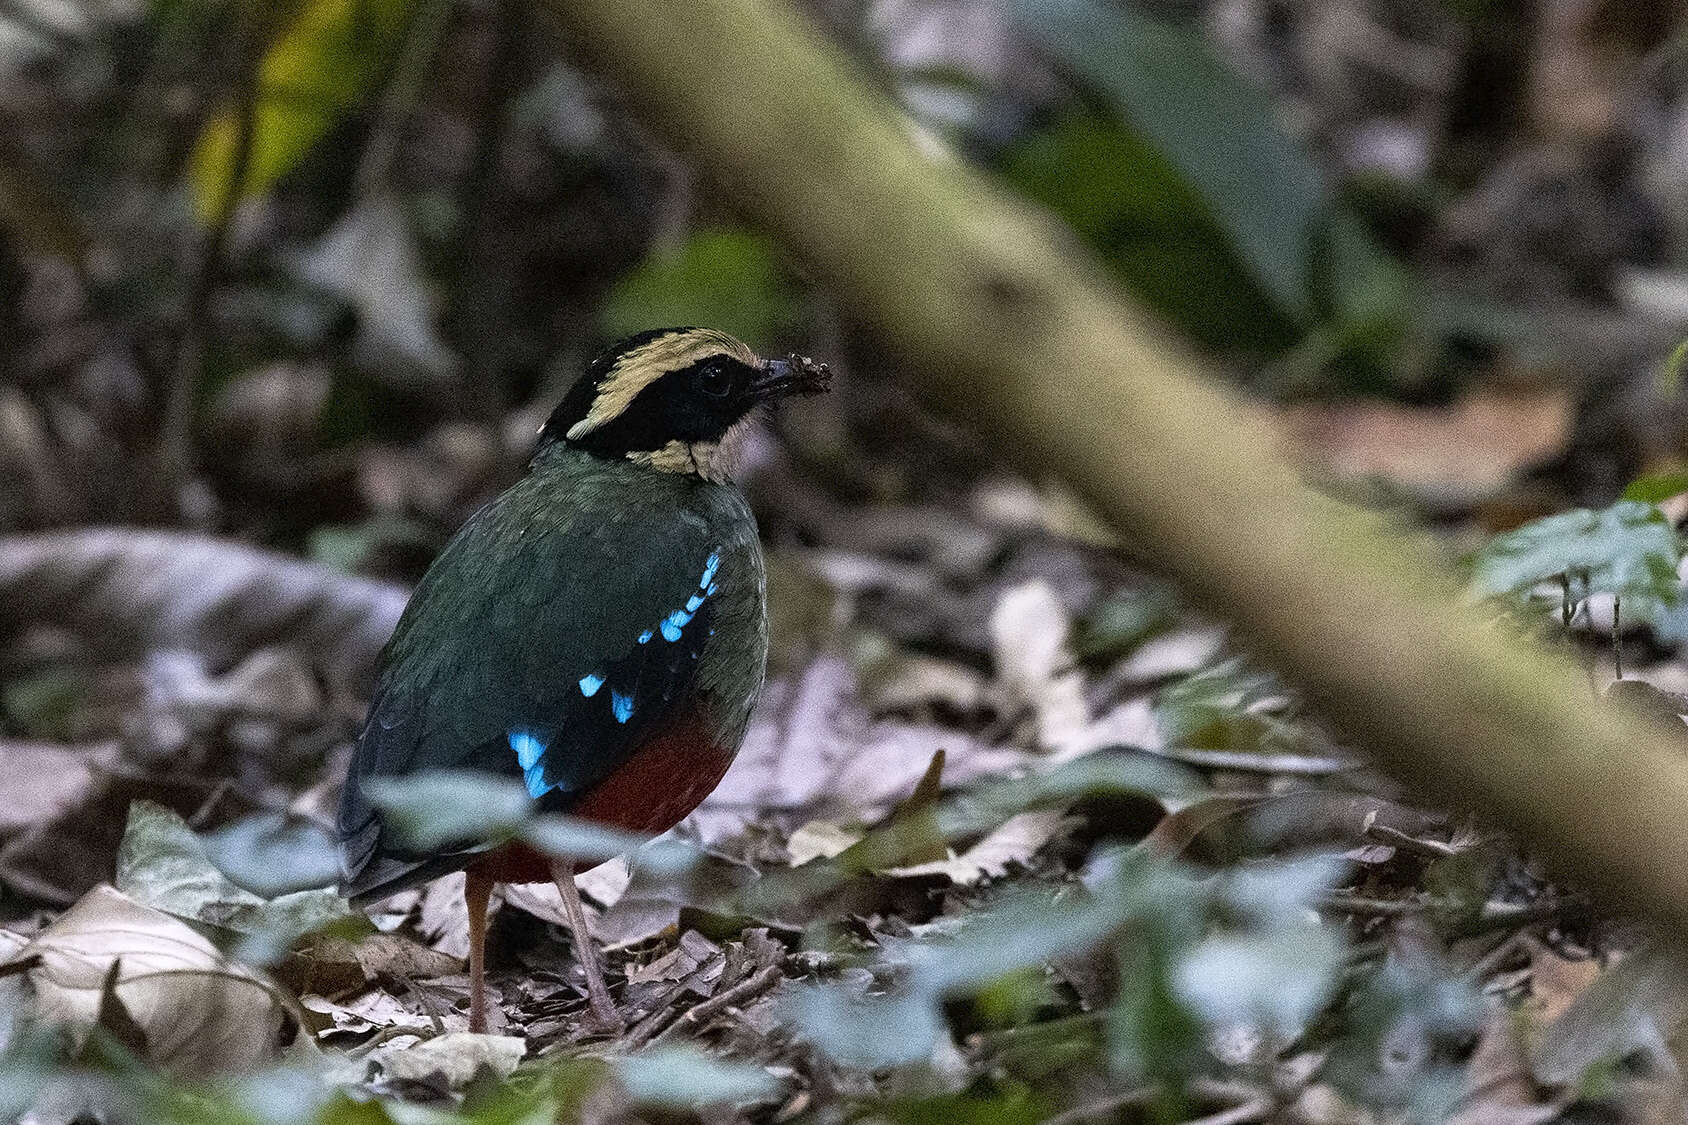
[5,0,1688,1122]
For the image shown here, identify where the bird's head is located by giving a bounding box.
[538,327,831,482]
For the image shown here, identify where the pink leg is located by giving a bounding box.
[465,869,492,1033]
[550,858,619,1028]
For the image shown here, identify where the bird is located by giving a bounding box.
[335,327,830,1031]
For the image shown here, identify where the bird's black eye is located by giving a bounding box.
[695,358,735,398]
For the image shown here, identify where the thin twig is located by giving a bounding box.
[1363,821,1460,858]
[1154,747,1361,776]
[1179,1098,1272,1125]
[159,13,262,514]
[656,963,783,1042]
[355,0,455,197]
[1040,1086,1158,1125]
[1613,594,1623,681]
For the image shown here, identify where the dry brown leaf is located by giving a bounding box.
[315,933,461,984]
[0,740,115,839]
[0,530,408,690]
[1531,943,1688,1092]
[1444,1008,1562,1125]
[884,810,1073,885]
[1279,387,1572,498]
[7,884,289,1078]
[1523,942,1602,1029]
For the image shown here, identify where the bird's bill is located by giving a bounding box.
[752,354,832,399]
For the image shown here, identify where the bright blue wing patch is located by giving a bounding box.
[509,729,553,798]
[512,549,723,799]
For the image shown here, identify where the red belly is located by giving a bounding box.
[470,711,734,886]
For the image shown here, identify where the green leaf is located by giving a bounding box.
[1002,114,1294,355]
[188,0,413,223]
[601,228,802,350]
[1072,586,1178,665]
[1,667,86,739]
[1622,469,1688,504]
[1465,500,1682,605]
[1007,0,1412,370]
[1009,0,1320,317]
[114,801,351,960]
[1153,659,1284,750]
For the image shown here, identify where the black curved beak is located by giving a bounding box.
[751,353,832,400]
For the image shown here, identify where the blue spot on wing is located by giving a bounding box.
[579,673,604,697]
[611,690,635,723]
[638,630,653,644]
[509,730,553,798]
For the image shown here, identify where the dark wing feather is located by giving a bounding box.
[336,469,741,900]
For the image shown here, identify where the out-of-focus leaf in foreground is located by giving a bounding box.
[187,0,412,222]
[2,885,290,1080]
[362,770,699,876]
[613,1046,781,1108]
[789,850,1346,1076]
[199,813,344,900]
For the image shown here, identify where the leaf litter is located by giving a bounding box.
[5,470,1688,1123]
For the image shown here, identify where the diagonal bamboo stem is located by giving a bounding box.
[544,0,1688,935]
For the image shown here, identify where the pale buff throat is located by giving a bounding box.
[565,330,759,442]
[628,417,757,483]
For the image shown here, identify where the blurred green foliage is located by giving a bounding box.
[1006,0,1415,387]
[600,229,804,351]
[189,0,414,222]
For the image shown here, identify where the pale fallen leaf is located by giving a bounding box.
[990,580,1088,751]
[785,820,864,866]
[860,654,987,717]
[698,655,1034,842]
[0,530,408,690]
[416,872,472,960]
[8,885,289,1079]
[364,1032,525,1088]
[884,810,1073,884]
[1112,628,1228,686]
[294,194,455,382]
